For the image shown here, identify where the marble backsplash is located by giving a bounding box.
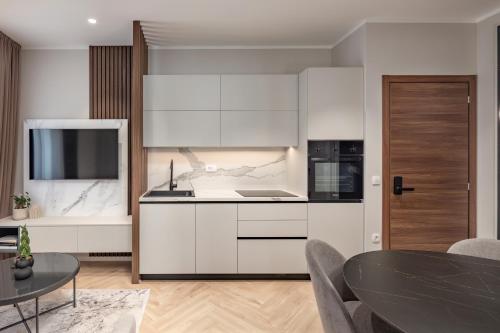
[148,148,287,191]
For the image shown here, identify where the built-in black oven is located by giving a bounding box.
[308,140,363,202]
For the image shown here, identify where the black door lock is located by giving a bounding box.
[394,176,415,195]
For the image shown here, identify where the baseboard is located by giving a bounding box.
[140,273,310,280]
[75,253,132,262]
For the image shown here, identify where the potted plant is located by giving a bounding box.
[12,192,31,220]
[16,225,34,267]
[14,225,33,280]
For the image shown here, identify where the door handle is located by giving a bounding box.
[394,176,415,195]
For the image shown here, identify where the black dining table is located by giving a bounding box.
[343,250,500,333]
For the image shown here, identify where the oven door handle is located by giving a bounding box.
[310,157,330,162]
[339,156,363,162]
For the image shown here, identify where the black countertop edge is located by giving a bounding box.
[139,199,363,204]
[237,237,307,240]
[139,200,309,204]
[140,273,310,280]
[308,199,363,203]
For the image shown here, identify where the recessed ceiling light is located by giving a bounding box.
[87,18,97,24]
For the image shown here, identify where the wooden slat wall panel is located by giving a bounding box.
[89,46,131,119]
[89,46,132,214]
[131,21,148,284]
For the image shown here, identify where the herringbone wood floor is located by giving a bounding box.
[63,262,322,333]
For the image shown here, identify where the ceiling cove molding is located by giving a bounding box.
[475,6,500,23]
[331,17,482,51]
[147,45,334,50]
[331,20,367,50]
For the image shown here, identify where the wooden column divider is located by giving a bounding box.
[131,21,148,284]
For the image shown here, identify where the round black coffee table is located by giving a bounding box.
[343,250,500,333]
[0,253,80,333]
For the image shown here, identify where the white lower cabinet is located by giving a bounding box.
[196,204,237,273]
[238,239,307,274]
[140,204,196,274]
[29,226,78,253]
[308,203,364,259]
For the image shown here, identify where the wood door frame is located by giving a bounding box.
[382,75,477,250]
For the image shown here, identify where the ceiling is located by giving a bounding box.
[0,0,499,49]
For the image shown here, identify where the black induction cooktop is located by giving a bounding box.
[235,190,298,197]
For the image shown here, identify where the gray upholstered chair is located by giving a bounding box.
[306,239,373,333]
[448,238,500,261]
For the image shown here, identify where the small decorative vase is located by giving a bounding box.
[29,205,41,219]
[15,257,30,269]
[26,255,34,267]
[12,208,28,221]
[14,267,33,280]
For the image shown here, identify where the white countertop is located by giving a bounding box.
[0,215,132,227]
[139,189,308,203]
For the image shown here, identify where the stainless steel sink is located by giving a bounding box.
[144,190,194,197]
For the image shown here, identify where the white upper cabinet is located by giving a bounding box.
[143,111,220,147]
[221,75,298,111]
[143,74,299,147]
[143,75,220,111]
[220,111,298,147]
[302,68,364,140]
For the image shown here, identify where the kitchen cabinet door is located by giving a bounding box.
[143,110,220,147]
[143,75,220,111]
[305,68,363,140]
[308,203,364,259]
[221,75,298,111]
[140,204,195,274]
[195,204,237,273]
[220,111,298,147]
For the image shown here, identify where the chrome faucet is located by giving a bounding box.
[169,159,177,191]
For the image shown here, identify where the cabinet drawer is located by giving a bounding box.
[238,220,307,237]
[238,203,307,221]
[29,226,78,253]
[78,226,131,253]
[238,239,307,273]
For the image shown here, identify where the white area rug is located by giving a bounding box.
[0,289,149,333]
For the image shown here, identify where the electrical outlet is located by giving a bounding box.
[371,233,381,244]
[205,164,217,172]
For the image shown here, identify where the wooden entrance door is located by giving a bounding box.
[382,76,476,252]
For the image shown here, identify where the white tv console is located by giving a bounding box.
[0,216,131,253]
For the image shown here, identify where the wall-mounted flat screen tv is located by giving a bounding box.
[29,129,119,180]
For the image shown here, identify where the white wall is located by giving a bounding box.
[15,50,89,193]
[332,22,479,251]
[148,48,332,74]
[477,13,500,238]
[331,26,366,67]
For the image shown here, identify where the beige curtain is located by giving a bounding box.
[0,31,20,218]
